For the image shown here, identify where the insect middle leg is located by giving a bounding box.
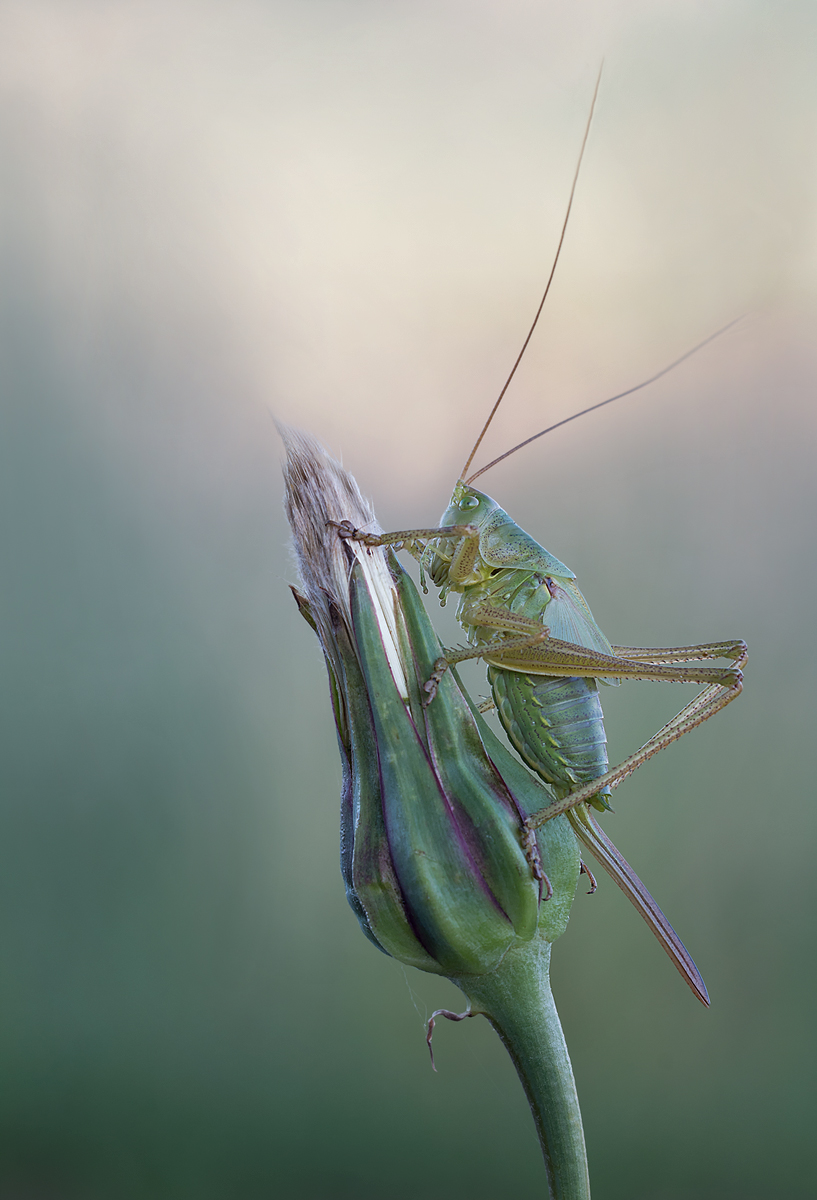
[421,607,554,703]
[526,669,744,830]
[427,609,746,701]
[427,608,746,824]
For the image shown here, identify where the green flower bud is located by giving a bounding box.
[282,428,580,978]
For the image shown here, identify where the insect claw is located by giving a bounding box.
[522,827,551,902]
[580,861,598,894]
[328,519,384,547]
[327,518,357,537]
[422,657,450,706]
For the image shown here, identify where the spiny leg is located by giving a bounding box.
[333,518,492,595]
[422,628,552,705]
[426,621,744,704]
[526,671,743,830]
[512,639,737,1005]
[422,604,559,703]
[451,606,744,665]
[441,603,745,687]
[610,639,748,669]
[483,634,744,686]
[332,519,479,550]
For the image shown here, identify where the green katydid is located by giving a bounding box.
[336,79,746,1006]
[337,468,745,1007]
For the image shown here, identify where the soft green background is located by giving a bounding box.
[1,3,815,1197]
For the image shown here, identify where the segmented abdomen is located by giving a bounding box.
[488,667,611,810]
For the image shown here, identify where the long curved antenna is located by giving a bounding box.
[458,64,604,482]
[464,315,745,484]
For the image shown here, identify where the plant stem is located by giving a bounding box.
[456,938,590,1200]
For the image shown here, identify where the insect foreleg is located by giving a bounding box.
[333,519,483,594]
[333,520,479,549]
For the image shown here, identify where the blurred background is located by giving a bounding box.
[0,2,815,1197]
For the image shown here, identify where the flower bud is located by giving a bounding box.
[282,428,580,979]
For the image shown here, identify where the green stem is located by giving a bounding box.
[455,938,589,1200]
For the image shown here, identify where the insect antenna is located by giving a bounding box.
[458,64,604,483]
[464,315,746,484]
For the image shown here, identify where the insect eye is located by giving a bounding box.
[460,496,480,510]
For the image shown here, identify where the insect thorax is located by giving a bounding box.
[456,568,552,644]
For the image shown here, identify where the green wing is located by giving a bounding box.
[480,513,576,579]
[541,579,614,658]
[505,574,619,684]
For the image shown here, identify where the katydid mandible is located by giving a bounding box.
[336,77,747,1006]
